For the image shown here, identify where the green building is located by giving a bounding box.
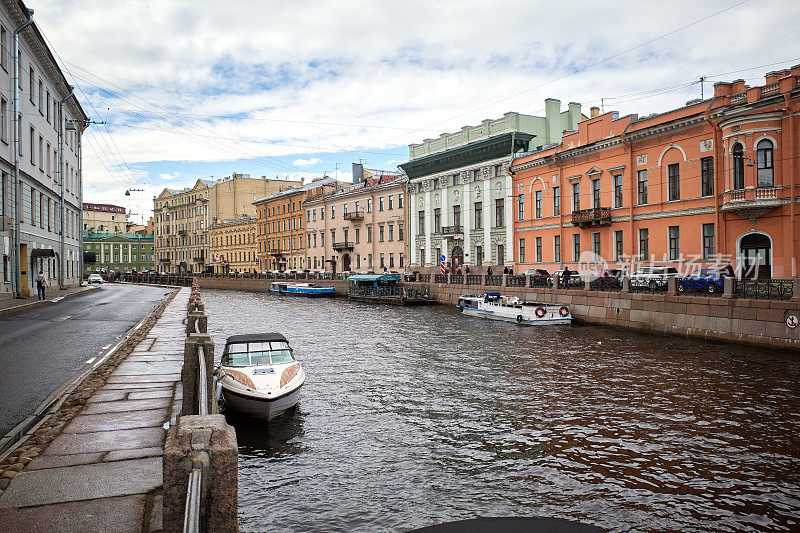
[83,232,155,273]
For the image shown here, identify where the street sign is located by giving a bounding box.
[787,313,799,330]
[440,254,446,262]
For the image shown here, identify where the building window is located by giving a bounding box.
[433,208,441,233]
[613,175,623,208]
[29,126,34,165]
[418,248,425,266]
[637,170,648,205]
[572,234,580,262]
[367,198,372,212]
[418,211,424,236]
[638,228,649,261]
[535,190,542,219]
[399,253,404,267]
[591,179,600,208]
[398,224,403,240]
[474,202,482,229]
[389,253,394,268]
[453,205,461,228]
[668,226,680,260]
[398,194,403,208]
[535,236,542,263]
[495,199,504,228]
[756,139,774,187]
[553,186,560,216]
[668,163,680,201]
[592,232,600,256]
[518,194,525,221]
[475,245,483,266]
[572,182,580,212]
[355,228,360,244]
[331,206,335,218]
[366,226,372,243]
[379,197,384,211]
[388,196,393,209]
[497,244,504,265]
[701,157,714,197]
[732,142,744,190]
[702,223,715,259]
[519,238,525,263]
[388,224,394,241]
[0,98,6,142]
[554,235,561,263]
[614,230,623,261]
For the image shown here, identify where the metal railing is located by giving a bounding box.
[450,275,464,285]
[734,278,793,300]
[434,274,447,283]
[507,275,526,287]
[466,274,483,285]
[590,277,622,292]
[485,275,503,286]
[529,276,551,288]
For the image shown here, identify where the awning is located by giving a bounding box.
[347,274,401,282]
[31,248,55,258]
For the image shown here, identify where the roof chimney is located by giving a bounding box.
[352,163,364,184]
[590,106,600,118]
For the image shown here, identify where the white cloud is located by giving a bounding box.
[292,157,322,167]
[158,172,180,180]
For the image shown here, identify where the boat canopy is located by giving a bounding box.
[347,274,401,282]
[484,291,502,297]
[226,333,288,345]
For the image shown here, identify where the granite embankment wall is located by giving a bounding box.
[196,277,800,350]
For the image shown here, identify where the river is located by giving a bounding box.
[203,288,800,532]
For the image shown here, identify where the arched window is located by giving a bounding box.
[756,139,774,188]
[732,142,745,190]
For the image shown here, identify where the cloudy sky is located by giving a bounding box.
[31,0,800,223]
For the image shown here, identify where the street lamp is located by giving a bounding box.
[125,188,144,196]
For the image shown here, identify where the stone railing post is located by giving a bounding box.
[446,274,452,284]
[187,311,208,335]
[667,276,677,295]
[502,274,509,287]
[525,274,532,288]
[723,276,734,299]
[163,414,238,533]
[553,274,561,290]
[622,276,631,293]
[793,278,800,301]
[182,334,215,416]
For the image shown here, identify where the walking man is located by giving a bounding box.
[36,270,48,300]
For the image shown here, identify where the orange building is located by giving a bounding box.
[254,178,341,271]
[510,68,800,279]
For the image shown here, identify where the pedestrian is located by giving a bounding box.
[562,268,571,286]
[465,265,470,275]
[487,266,493,277]
[622,265,628,277]
[456,267,462,276]
[36,270,48,300]
[503,266,509,275]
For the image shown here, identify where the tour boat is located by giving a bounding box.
[269,282,335,297]
[457,291,572,325]
[214,333,305,420]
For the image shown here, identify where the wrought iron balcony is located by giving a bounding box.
[721,187,790,224]
[268,248,283,256]
[193,255,204,262]
[159,257,171,263]
[440,225,462,236]
[571,207,612,228]
[343,211,364,221]
[332,241,354,251]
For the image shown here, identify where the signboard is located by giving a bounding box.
[212,253,219,264]
[787,313,799,330]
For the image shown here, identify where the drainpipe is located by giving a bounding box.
[58,89,76,288]
[621,119,635,271]
[77,118,85,283]
[10,8,34,298]
[703,98,723,269]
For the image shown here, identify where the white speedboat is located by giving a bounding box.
[214,333,305,420]
[458,291,572,325]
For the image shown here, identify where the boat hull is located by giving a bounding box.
[220,382,303,420]
[460,306,572,326]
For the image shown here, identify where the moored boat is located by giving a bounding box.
[269,282,335,297]
[214,333,305,420]
[458,291,572,325]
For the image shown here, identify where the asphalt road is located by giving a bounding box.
[0,283,173,437]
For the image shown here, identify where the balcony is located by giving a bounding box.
[571,207,612,228]
[268,248,283,256]
[193,255,205,263]
[721,187,789,223]
[440,225,462,236]
[159,257,171,263]
[332,241,354,251]
[343,211,364,221]
[178,229,188,236]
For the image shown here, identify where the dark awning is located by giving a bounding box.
[83,251,97,263]
[31,248,55,258]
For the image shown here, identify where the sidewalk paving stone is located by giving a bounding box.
[43,427,165,455]
[0,494,146,533]
[62,409,168,434]
[81,397,171,414]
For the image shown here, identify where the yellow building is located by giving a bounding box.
[209,216,259,274]
[82,203,129,234]
[154,173,299,273]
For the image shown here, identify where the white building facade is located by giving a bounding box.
[0,0,88,298]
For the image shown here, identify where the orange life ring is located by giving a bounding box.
[559,306,570,317]
[535,307,546,318]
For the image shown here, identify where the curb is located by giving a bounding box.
[0,287,179,461]
[0,285,99,317]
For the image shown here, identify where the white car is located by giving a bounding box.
[88,273,104,284]
[630,266,678,289]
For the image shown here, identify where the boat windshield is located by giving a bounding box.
[223,341,294,366]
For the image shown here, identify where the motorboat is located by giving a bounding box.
[269,282,335,297]
[214,333,305,420]
[457,291,572,325]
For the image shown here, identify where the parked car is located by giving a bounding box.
[549,269,580,286]
[403,270,420,281]
[87,273,104,284]
[630,266,679,289]
[677,268,731,294]
[523,268,550,277]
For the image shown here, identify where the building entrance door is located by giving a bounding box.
[19,244,30,297]
[451,246,463,270]
[342,254,351,272]
[740,233,771,279]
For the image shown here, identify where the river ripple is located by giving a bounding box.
[203,289,800,532]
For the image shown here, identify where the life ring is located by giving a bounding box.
[535,307,546,318]
[516,315,523,323]
[559,306,570,317]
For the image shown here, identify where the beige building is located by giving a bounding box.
[209,216,259,274]
[154,173,297,273]
[304,165,406,273]
[83,203,128,234]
